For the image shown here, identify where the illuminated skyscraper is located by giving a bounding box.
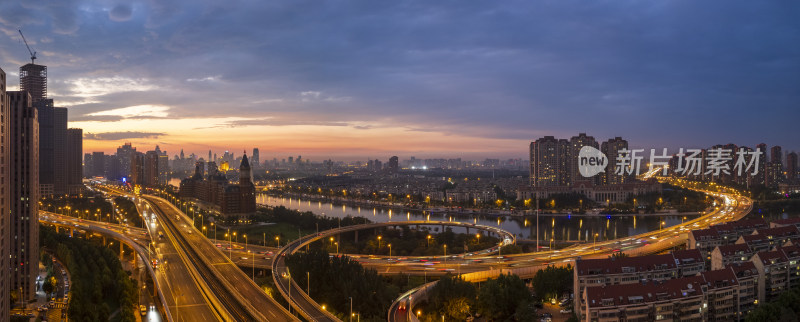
[116,143,136,180]
[569,133,599,185]
[530,136,569,187]
[601,137,629,185]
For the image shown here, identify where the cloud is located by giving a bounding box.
[88,105,170,118]
[213,118,351,128]
[84,131,165,141]
[1,0,798,156]
[109,5,133,22]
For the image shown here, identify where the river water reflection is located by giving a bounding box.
[256,194,699,242]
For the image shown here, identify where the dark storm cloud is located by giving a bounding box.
[84,131,164,140]
[0,0,798,154]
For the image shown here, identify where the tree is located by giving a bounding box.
[514,301,537,321]
[444,297,471,320]
[531,265,573,302]
[476,274,530,320]
[42,275,57,297]
[609,252,629,259]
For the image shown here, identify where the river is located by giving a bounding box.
[256,194,697,242]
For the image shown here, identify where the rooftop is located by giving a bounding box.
[576,254,676,276]
[715,243,752,256]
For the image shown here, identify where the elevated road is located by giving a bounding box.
[388,187,753,321]
[39,213,175,322]
[272,221,514,322]
[143,195,298,322]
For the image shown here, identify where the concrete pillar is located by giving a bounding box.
[354,231,358,243]
[69,228,73,238]
[120,242,124,259]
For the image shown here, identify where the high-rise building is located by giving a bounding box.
[66,128,83,194]
[8,91,39,303]
[756,143,768,185]
[252,148,260,169]
[83,153,92,178]
[19,63,46,103]
[158,154,169,185]
[767,145,783,187]
[106,155,122,181]
[131,152,145,185]
[569,133,598,185]
[116,143,136,180]
[529,136,569,187]
[35,99,68,196]
[91,152,106,177]
[0,67,11,322]
[771,146,783,164]
[601,137,629,185]
[144,151,159,186]
[787,152,798,184]
[388,156,399,173]
[21,62,70,196]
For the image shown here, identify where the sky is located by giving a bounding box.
[0,0,798,161]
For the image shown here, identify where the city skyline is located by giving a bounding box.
[0,1,797,159]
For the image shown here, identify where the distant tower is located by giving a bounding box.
[388,156,399,173]
[240,153,251,184]
[252,148,260,168]
[208,150,212,161]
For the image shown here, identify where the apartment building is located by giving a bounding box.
[710,244,754,270]
[735,226,800,253]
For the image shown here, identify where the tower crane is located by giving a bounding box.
[18,29,37,64]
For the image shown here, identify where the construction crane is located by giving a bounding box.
[18,29,37,64]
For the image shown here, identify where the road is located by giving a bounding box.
[387,185,753,321]
[143,195,298,322]
[85,181,753,322]
[39,213,180,322]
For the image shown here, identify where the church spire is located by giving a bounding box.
[239,153,251,184]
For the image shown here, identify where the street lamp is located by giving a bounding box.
[377,236,382,250]
[443,244,447,266]
[593,233,599,252]
[226,233,232,259]
[388,244,392,257]
[275,236,280,247]
[335,242,339,255]
[427,235,432,247]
